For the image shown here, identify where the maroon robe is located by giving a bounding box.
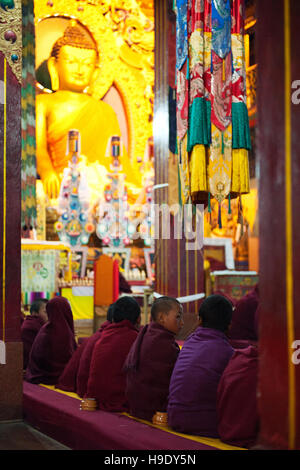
[125,322,180,421]
[217,345,259,448]
[25,297,77,385]
[21,315,45,369]
[56,320,112,395]
[77,320,111,397]
[119,272,132,294]
[55,338,88,392]
[229,285,259,341]
[86,320,139,411]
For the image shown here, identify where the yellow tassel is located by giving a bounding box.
[223,58,226,82]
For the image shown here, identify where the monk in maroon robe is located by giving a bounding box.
[229,285,259,342]
[217,345,259,448]
[21,298,48,369]
[56,304,114,395]
[125,296,183,421]
[25,296,77,385]
[119,272,132,294]
[86,297,141,411]
[167,295,234,437]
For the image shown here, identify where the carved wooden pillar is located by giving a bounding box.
[257,0,300,450]
[0,0,23,421]
[154,0,204,338]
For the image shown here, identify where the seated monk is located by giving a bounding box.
[21,298,48,369]
[167,295,234,437]
[56,304,114,395]
[86,297,140,411]
[119,272,132,294]
[229,284,259,342]
[124,296,183,421]
[217,345,259,448]
[25,297,77,385]
[36,21,141,201]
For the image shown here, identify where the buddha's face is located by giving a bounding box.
[55,44,97,92]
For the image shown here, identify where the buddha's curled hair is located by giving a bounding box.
[51,20,98,60]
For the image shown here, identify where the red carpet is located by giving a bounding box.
[22,382,244,450]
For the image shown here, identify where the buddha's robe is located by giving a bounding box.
[21,315,45,369]
[167,327,234,437]
[125,322,180,421]
[25,297,77,385]
[86,320,139,411]
[217,346,259,449]
[37,92,142,201]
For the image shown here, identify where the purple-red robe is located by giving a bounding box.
[21,315,45,369]
[25,297,77,385]
[124,321,180,421]
[217,345,259,448]
[229,285,259,341]
[167,326,234,437]
[55,338,88,392]
[77,320,111,397]
[56,320,111,395]
[86,320,139,411]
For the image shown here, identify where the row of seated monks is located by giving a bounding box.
[21,285,259,449]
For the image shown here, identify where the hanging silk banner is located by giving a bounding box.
[21,249,58,295]
[174,0,251,213]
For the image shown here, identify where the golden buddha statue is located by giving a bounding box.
[36,21,141,200]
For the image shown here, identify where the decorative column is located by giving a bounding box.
[21,0,37,235]
[0,0,23,421]
[257,0,300,450]
[154,0,204,339]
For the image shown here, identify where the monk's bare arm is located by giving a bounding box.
[36,95,60,199]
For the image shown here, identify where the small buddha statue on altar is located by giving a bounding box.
[36,20,141,200]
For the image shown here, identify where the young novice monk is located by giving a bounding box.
[86,296,141,411]
[217,345,259,448]
[167,294,234,437]
[25,296,77,385]
[21,298,48,369]
[124,296,183,421]
[230,285,259,342]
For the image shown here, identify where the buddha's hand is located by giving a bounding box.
[43,172,60,199]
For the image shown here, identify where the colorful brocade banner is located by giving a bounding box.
[174,0,251,213]
[21,249,58,297]
[21,0,37,230]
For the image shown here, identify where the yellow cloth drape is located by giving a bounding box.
[187,136,250,202]
[61,287,93,320]
[190,144,207,196]
[231,148,250,195]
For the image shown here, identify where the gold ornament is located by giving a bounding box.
[35,0,154,166]
[0,0,22,83]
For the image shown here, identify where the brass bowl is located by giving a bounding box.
[80,398,98,411]
[152,411,168,427]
